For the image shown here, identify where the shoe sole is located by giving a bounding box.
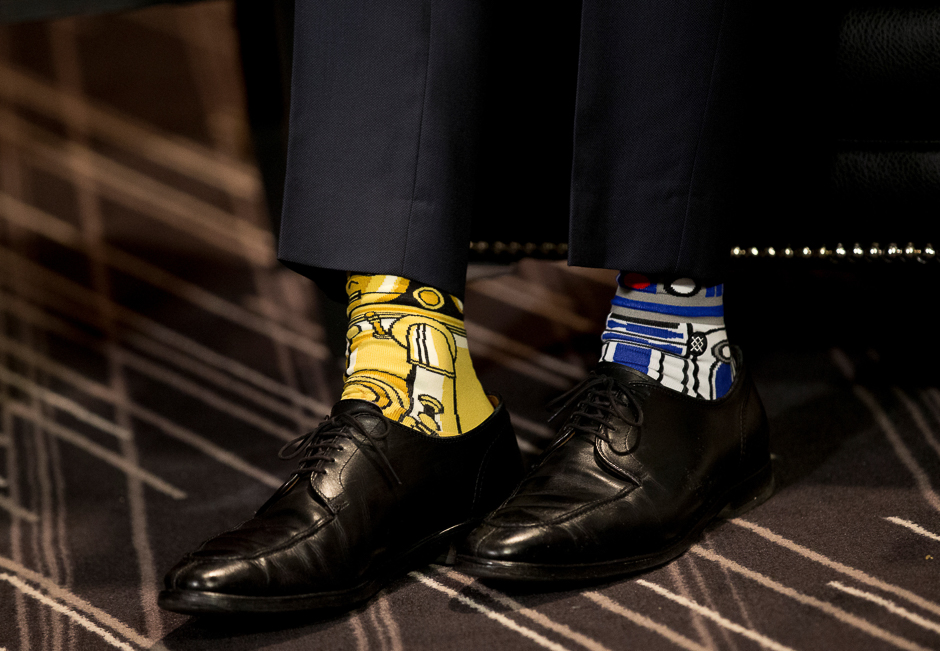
[454,462,775,583]
[158,521,472,615]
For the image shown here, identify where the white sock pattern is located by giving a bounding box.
[598,273,735,400]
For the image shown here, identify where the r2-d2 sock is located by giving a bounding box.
[599,273,735,400]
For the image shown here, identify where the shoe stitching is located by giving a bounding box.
[491,362,748,530]
[595,441,644,484]
[186,515,335,562]
[280,411,401,485]
[487,484,637,529]
[739,373,749,469]
[471,419,507,513]
[327,440,360,509]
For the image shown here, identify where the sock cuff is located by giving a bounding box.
[614,273,725,325]
[346,274,465,320]
[617,273,723,300]
[602,273,734,399]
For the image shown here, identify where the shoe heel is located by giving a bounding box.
[433,542,458,566]
[719,462,774,519]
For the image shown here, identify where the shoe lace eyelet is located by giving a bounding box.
[545,373,644,451]
[278,413,401,485]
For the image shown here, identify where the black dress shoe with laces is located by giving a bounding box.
[456,351,772,582]
[159,397,522,614]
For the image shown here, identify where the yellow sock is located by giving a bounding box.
[342,274,494,437]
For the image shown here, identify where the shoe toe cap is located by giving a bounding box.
[461,521,573,565]
[164,554,267,595]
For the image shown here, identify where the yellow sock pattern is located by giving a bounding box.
[342,274,494,437]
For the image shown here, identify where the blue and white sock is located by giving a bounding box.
[599,273,735,400]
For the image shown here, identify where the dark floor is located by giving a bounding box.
[2,4,940,650]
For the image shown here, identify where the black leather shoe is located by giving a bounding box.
[456,352,772,582]
[159,398,522,614]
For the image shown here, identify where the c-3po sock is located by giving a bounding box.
[599,273,735,400]
[342,274,494,436]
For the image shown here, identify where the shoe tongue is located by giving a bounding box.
[577,363,648,455]
[330,399,385,418]
[593,362,660,387]
[254,472,332,521]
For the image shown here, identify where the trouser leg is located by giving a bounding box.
[278,0,748,296]
[277,0,489,301]
[568,0,748,283]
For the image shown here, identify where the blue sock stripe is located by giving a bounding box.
[714,362,733,397]
[602,278,733,400]
[611,343,652,372]
[601,333,685,355]
[605,319,683,340]
[612,296,724,317]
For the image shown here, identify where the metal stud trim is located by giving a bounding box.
[730,242,936,263]
[469,241,936,263]
[469,241,568,258]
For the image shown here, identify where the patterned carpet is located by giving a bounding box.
[2,3,940,650]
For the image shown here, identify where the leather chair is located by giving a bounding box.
[459,3,940,266]
[240,2,940,267]
[6,0,936,266]
[824,4,939,262]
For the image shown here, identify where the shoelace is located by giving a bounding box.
[545,373,645,453]
[278,412,402,485]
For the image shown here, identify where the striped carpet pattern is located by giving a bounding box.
[2,3,940,650]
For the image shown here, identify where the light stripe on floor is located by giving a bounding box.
[582,590,709,651]
[466,321,586,381]
[470,277,594,332]
[731,518,940,618]
[853,385,940,514]
[0,107,272,265]
[6,403,187,500]
[0,495,39,523]
[441,569,614,651]
[0,292,328,419]
[691,545,931,651]
[410,571,572,651]
[0,192,327,360]
[884,516,940,543]
[0,251,328,415]
[829,581,940,636]
[0,364,132,442]
[0,573,137,651]
[636,579,796,651]
[0,63,259,198]
[829,348,940,514]
[0,329,283,489]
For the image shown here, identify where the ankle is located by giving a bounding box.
[342,274,492,436]
[599,273,735,400]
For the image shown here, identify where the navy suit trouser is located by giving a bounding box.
[278,0,749,300]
